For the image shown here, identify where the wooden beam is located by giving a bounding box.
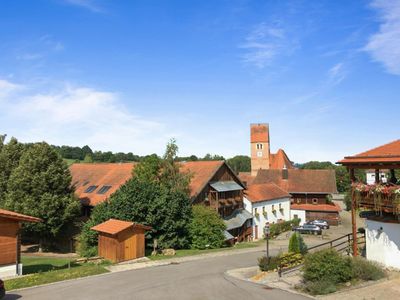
[375,169,380,184]
[350,171,358,256]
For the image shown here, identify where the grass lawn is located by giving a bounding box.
[148,240,263,261]
[5,256,110,291]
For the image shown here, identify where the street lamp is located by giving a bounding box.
[264,224,270,263]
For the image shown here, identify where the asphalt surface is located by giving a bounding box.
[6,249,310,300]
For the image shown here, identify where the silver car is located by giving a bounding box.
[308,219,330,229]
[293,224,322,235]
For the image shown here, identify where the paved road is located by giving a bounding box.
[7,248,310,300]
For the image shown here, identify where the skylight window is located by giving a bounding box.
[84,185,98,193]
[97,185,112,194]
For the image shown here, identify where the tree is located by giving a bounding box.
[0,137,25,205]
[189,205,226,249]
[83,154,93,163]
[227,155,251,173]
[3,142,80,249]
[289,232,307,254]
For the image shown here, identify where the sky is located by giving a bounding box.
[0,0,399,163]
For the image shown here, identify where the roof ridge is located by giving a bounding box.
[349,139,400,158]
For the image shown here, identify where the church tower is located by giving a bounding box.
[250,123,270,176]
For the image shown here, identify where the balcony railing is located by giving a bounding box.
[352,183,400,214]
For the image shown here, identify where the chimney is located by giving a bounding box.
[282,164,288,180]
[250,123,271,176]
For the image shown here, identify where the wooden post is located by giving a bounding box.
[375,169,380,184]
[350,168,358,256]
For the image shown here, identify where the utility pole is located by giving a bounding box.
[264,224,270,263]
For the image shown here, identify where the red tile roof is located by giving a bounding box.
[291,203,342,212]
[179,161,225,198]
[91,218,151,235]
[0,209,42,223]
[245,183,291,203]
[253,169,338,194]
[270,149,294,169]
[251,124,269,143]
[338,140,400,165]
[238,172,255,186]
[70,163,136,206]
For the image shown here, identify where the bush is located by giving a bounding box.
[303,249,353,284]
[305,280,337,295]
[269,219,301,237]
[279,252,304,268]
[352,257,385,281]
[288,233,299,253]
[189,205,226,249]
[288,232,308,254]
[344,191,352,211]
[258,256,279,272]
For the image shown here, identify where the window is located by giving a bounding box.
[312,198,318,204]
[97,185,112,194]
[256,143,263,150]
[84,185,98,193]
[293,214,298,219]
[82,180,90,186]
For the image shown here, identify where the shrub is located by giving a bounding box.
[269,219,301,237]
[258,256,279,272]
[189,205,226,249]
[305,280,337,295]
[303,249,353,284]
[279,252,304,268]
[352,257,385,281]
[288,233,299,253]
[344,191,352,211]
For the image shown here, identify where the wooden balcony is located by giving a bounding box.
[352,183,400,214]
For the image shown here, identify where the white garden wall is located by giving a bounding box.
[365,219,400,269]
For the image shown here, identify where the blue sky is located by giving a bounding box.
[0,0,399,163]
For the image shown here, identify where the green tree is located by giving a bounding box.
[189,205,226,249]
[227,155,251,173]
[0,137,25,205]
[83,154,93,163]
[288,232,300,253]
[133,154,162,183]
[4,142,80,249]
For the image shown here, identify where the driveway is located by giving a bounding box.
[6,248,310,300]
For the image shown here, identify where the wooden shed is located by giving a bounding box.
[0,209,42,277]
[91,219,151,263]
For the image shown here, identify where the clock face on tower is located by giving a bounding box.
[257,151,263,157]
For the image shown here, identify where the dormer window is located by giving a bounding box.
[84,185,98,193]
[97,185,112,194]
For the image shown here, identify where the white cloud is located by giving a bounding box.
[64,0,104,13]
[0,79,22,98]
[364,0,400,75]
[328,62,346,85]
[240,22,297,68]
[0,81,170,155]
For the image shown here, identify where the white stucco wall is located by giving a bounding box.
[365,219,400,269]
[243,197,291,239]
[290,209,306,225]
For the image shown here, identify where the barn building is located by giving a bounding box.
[0,209,41,278]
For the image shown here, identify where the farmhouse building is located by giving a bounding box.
[70,161,252,242]
[243,183,292,239]
[0,209,41,278]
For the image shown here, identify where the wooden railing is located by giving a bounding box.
[352,184,400,214]
[278,232,366,277]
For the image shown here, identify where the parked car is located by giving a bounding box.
[307,219,330,229]
[0,278,5,299]
[293,224,322,235]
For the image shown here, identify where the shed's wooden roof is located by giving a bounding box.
[0,209,42,223]
[91,219,151,235]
